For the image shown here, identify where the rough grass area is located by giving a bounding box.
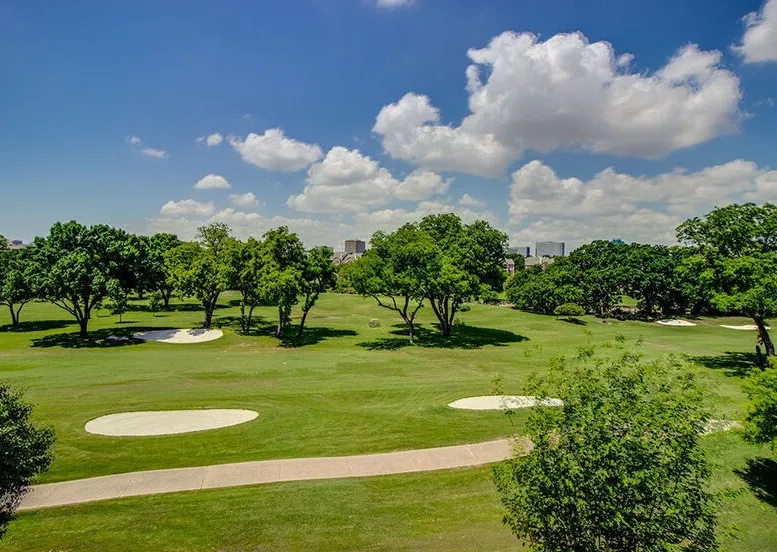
[1,293,775,550]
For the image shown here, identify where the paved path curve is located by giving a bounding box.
[20,439,512,511]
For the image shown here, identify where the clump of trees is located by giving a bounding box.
[494,353,718,551]
[344,214,507,343]
[0,383,55,540]
[1,221,336,340]
[504,202,776,361]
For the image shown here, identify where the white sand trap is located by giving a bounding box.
[656,319,697,327]
[133,328,223,344]
[85,409,258,436]
[719,324,770,331]
[703,419,742,435]
[448,395,564,411]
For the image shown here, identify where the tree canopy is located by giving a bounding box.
[678,203,777,355]
[494,353,718,552]
[0,383,55,540]
[0,242,35,328]
[28,221,136,336]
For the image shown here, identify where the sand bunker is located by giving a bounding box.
[448,395,563,411]
[703,419,742,435]
[656,320,697,327]
[719,324,770,331]
[133,328,223,344]
[85,409,258,436]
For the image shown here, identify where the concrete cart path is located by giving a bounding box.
[20,439,512,511]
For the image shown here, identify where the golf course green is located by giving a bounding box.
[1,293,775,551]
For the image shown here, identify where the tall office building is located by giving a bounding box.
[508,246,531,257]
[535,241,565,257]
[344,240,366,254]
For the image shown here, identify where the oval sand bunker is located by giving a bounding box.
[656,319,696,327]
[719,324,770,331]
[133,328,223,344]
[85,409,258,436]
[448,395,563,411]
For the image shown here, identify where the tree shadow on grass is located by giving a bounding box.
[559,318,587,326]
[736,458,777,507]
[357,324,528,351]
[690,351,759,378]
[0,319,74,333]
[280,326,358,348]
[30,327,163,349]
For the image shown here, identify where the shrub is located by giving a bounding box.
[0,383,55,540]
[493,354,717,552]
[553,302,586,320]
[368,318,381,328]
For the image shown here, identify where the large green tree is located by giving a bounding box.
[0,383,55,540]
[494,354,718,551]
[506,260,584,315]
[167,223,235,328]
[568,240,626,316]
[260,227,305,338]
[29,221,135,337]
[678,203,777,355]
[418,214,507,337]
[296,245,336,338]
[0,241,36,328]
[623,243,682,318]
[147,233,181,309]
[228,237,265,334]
[346,225,431,343]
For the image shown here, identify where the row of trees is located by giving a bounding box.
[341,214,508,343]
[505,203,776,357]
[0,222,336,339]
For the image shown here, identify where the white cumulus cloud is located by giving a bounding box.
[194,174,231,189]
[507,159,777,248]
[735,0,777,63]
[229,192,260,207]
[286,147,449,213]
[141,147,168,159]
[197,132,224,146]
[229,129,323,172]
[375,32,741,177]
[160,199,215,217]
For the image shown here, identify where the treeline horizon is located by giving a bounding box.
[1,202,775,355]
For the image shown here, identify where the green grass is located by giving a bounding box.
[1,293,775,550]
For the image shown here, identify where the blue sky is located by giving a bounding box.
[1,0,776,250]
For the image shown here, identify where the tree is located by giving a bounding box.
[678,203,777,356]
[167,223,235,329]
[297,246,336,338]
[553,302,585,321]
[228,237,265,334]
[568,240,627,316]
[0,243,36,328]
[493,354,718,552]
[106,280,129,323]
[507,261,584,314]
[28,221,135,337]
[623,244,681,318]
[260,227,305,338]
[148,233,181,309]
[744,362,777,450]
[418,214,508,337]
[0,383,55,540]
[345,225,430,343]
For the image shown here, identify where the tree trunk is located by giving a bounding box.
[407,320,414,344]
[9,304,19,327]
[754,316,775,357]
[203,305,214,329]
[162,288,172,309]
[276,306,285,338]
[296,309,309,338]
[79,318,89,338]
